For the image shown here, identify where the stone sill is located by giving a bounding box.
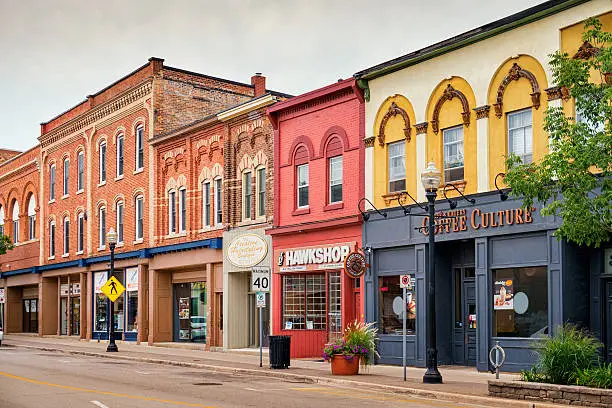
[489,379,612,407]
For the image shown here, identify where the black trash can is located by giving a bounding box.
[269,335,291,369]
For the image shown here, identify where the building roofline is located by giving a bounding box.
[267,78,357,115]
[216,93,280,121]
[164,66,256,92]
[148,113,220,145]
[0,144,39,169]
[354,0,588,81]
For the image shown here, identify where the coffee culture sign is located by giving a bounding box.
[227,234,268,268]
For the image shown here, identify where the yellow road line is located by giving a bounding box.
[0,371,216,407]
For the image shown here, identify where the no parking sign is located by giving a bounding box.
[400,274,411,289]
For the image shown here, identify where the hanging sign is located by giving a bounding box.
[126,267,139,291]
[344,251,367,278]
[227,234,268,268]
[494,279,514,310]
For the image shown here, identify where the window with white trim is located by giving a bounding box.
[243,171,252,220]
[50,164,56,200]
[169,190,176,234]
[63,217,70,255]
[11,202,19,244]
[136,125,144,171]
[297,164,309,208]
[179,188,186,233]
[99,141,107,183]
[116,201,124,244]
[135,195,143,240]
[117,134,124,177]
[329,156,342,203]
[256,167,266,218]
[77,151,84,191]
[214,178,222,225]
[77,213,84,253]
[63,158,69,196]
[508,109,533,164]
[202,181,211,227]
[443,126,464,182]
[27,196,36,240]
[49,220,55,257]
[99,207,106,248]
[388,140,405,192]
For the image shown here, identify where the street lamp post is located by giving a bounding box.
[421,161,443,384]
[106,227,118,353]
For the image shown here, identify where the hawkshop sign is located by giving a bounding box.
[420,206,537,236]
[276,243,354,272]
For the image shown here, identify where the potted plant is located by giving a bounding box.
[323,321,378,375]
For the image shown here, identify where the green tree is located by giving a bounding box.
[0,234,13,255]
[505,18,611,247]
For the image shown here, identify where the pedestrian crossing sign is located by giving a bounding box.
[101,276,125,302]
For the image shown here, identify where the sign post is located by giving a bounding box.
[400,274,411,382]
[252,267,270,368]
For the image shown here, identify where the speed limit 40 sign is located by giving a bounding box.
[400,274,412,289]
[251,267,270,292]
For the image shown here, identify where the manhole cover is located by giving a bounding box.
[192,382,222,386]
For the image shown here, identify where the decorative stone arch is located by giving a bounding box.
[176,174,187,187]
[61,151,71,162]
[377,102,411,146]
[74,206,85,221]
[132,117,146,133]
[430,84,471,134]
[47,214,57,224]
[47,158,57,171]
[75,144,85,156]
[95,135,108,151]
[319,125,350,157]
[60,210,71,221]
[165,177,178,195]
[113,194,126,210]
[493,62,541,118]
[95,199,108,212]
[238,154,253,174]
[132,188,145,205]
[113,126,127,144]
[198,167,212,186]
[6,188,21,216]
[253,151,268,169]
[288,135,315,165]
[21,181,38,211]
[211,163,223,179]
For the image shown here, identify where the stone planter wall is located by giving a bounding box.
[489,380,612,407]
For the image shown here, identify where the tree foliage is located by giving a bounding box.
[505,18,611,247]
[0,234,13,255]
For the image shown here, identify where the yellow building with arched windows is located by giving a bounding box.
[356,0,611,371]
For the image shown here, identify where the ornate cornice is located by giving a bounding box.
[377,102,411,146]
[364,136,375,148]
[573,41,600,60]
[382,192,402,206]
[545,86,570,102]
[431,84,470,134]
[493,63,540,118]
[473,105,490,120]
[414,122,428,134]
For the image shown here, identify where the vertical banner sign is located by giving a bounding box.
[399,274,411,382]
[125,267,139,291]
[494,279,514,310]
[94,272,107,294]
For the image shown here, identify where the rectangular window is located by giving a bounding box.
[243,171,252,220]
[28,215,35,240]
[63,218,69,255]
[117,135,124,177]
[388,141,406,192]
[378,275,416,335]
[327,272,342,338]
[117,202,124,244]
[215,178,222,225]
[127,289,138,332]
[576,98,605,133]
[63,159,69,196]
[508,109,533,164]
[50,165,56,200]
[179,189,186,233]
[77,152,84,191]
[99,207,106,248]
[256,167,266,218]
[136,126,144,170]
[94,272,108,332]
[169,191,176,234]
[297,164,309,208]
[49,221,55,257]
[136,196,143,240]
[493,267,548,338]
[111,269,124,333]
[282,274,327,330]
[77,214,84,253]
[203,182,211,227]
[329,156,343,203]
[13,219,18,244]
[443,126,464,182]
[0,224,4,236]
[99,142,107,183]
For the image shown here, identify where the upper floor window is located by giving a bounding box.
[50,164,56,201]
[135,195,144,241]
[329,156,343,204]
[63,217,70,256]
[214,178,222,225]
[256,167,266,218]
[99,141,107,183]
[169,190,177,234]
[12,202,19,244]
[388,140,405,192]
[136,125,144,171]
[179,188,186,233]
[99,206,106,249]
[116,134,124,178]
[202,181,211,227]
[27,196,36,240]
[49,220,56,258]
[116,200,124,244]
[243,171,252,220]
[443,126,464,182]
[508,109,533,164]
[297,164,309,208]
[77,151,84,191]
[63,158,70,196]
[0,206,4,236]
[77,213,84,253]
[576,98,605,133]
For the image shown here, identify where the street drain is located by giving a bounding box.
[192,382,223,386]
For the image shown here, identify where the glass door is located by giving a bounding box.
[23,299,38,333]
[60,298,68,335]
[327,272,342,342]
[71,297,80,336]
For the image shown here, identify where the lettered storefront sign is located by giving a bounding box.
[276,242,355,273]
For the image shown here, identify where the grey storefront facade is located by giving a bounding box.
[363,191,599,372]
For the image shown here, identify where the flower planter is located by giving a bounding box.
[330,355,360,375]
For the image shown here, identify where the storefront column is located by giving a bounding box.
[415,243,426,367]
[137,264,148,344]
[67,275,71,336]
[5,287,22,333]
[80,272,87,340]
[86,271,93,340]
[548,230,564,337]
[474,106,490,192]
[475,237,489,372]
[148,268,155,345]
[56,276,61,336]
[206,263,212,349]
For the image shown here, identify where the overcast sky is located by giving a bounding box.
[0,0,540,151]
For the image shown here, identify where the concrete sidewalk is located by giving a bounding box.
[2,334,560,408]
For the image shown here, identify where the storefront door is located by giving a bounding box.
[60,298,68,335]
[174,282,207,343]
[248,292,270,348]
[328,272,342,342]
[71,297,80,336]
[605,280,612,363]
[452,267,476,366]
[22,299,38,333]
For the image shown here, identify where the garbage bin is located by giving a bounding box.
[269,335,291,369]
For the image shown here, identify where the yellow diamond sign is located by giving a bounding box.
[100,276,125,302]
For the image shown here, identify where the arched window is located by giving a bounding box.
[135,195,144,241]
[294,146,309,209]
[99,206,106,249]
[117,133,125,177]
[168,190,177,234]
[12,201,19,243]
[242,170,252,220]
[214,177,222,225]
[255,166,266,218]
[202,181,211,227]
[325,136,343,204]
[99,141,107,184]
[63,157,70,196]
[0,206,4,236]
[63,216,70,255]
[77,150,85,192]
[135,125,144,171]
[49,220,56,258]
[28,195,36,240]
[116,200,124,244]
[50,164,56,201]
[77,213,84,253]
[178,188,186,233]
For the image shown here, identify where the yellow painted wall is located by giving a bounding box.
[372,95,416,209]
[487,55,549,188]
[425,77,477,197]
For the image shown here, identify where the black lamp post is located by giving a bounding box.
[106,227,118,353]
[421,161,443,384]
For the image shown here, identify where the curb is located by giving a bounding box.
[9,342,567,408]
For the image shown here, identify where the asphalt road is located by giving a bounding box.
[0,346,490,408]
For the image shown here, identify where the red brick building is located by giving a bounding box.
[267,79,365,358]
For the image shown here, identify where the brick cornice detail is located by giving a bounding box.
[414,122,428,134]
[473,105,490,120]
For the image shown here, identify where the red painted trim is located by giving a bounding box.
[273,128,280,227]
[323,202,344,211]
[267,214,361,236]
[291,207,310,216]
[267,79,356,115]
[318,125,350,157]
[287,136,315,166]
[359,95,365,203]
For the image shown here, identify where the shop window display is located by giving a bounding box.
[493,267,548,338]
[94,272,108,332]
[378,275,416,335]
[282,274,327,330]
